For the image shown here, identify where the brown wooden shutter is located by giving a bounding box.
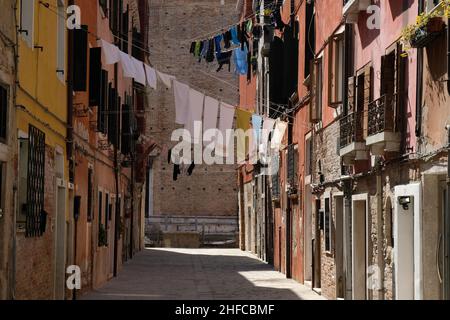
[309,59,317,123]
[347,76,356,114]
[363,65,373,139]
[328,38,334,106]
[89,47,102,106]
[381,53,395,96]
[73,25,88,92]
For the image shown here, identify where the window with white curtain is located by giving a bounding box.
[20,0,35,48]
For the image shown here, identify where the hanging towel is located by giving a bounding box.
[261,117,276,147]
[216,102,235,157]
[271,119,288,151]
[236,109,252,163]
[173,80,190,125]
[119,51,136,79]
[252,114,263,146]
[230,26,240,45]
[144,64,157,90]
[157,71,176,89]
[259,117,276,162]
[233,47,248,75]
[185,88,205,144]
[131,57,146,85]
[99,39,120,65]
[203,96,219,135]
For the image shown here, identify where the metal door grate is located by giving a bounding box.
[26,125,46,237]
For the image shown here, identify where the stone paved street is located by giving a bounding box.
[81,248,325,300]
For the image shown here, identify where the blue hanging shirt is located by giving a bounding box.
[233,47,248,75]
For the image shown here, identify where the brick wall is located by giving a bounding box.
[147,0,239,217]
[15,145,56,300]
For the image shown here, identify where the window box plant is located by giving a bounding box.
[401,2,449,51]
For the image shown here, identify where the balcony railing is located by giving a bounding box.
[368,93,398,137]
[340,112,364,149]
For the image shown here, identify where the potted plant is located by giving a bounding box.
[401,3,448,51]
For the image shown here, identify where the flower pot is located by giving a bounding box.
[426,17,445,33]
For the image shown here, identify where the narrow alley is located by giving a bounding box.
[81,248,324,300]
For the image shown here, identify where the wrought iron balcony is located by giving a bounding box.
[339,111,367,165]
[366,93,401,155]
[340,112,363,149]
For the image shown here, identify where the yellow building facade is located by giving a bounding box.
[14,0,70,299]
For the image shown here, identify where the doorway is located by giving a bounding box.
[334,195,344,299]
[352,195,368,300]
[304,185,313,285]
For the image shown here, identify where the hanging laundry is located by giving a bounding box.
[252,25,262,39]
[223,30,232,49]
[194,41,202,57]
[271,119,288,151]
[233,46,248,76]
[99,39,120,65]
[236,108,252,163]
[119,51,136,79]
[216,102,236,157]
[157,71,176,89]
[203,96,219,136]
[230,25,240,45]
[200,39,209,61]
[187,162,196,176]
[261,117,276,148]
[173,80,190,125]
[216,51,232,72]
[173,164,181,181]
[185,88,205,144]
[246,19,253,34]
[189,42,196,55]
[131,57,146,85]
[214,34,223,55]
[252,114,263,146]
[168,148,172,164]
[144,64,157,90]
[206,38,215,63]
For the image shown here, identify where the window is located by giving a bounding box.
[310,58,323,123]
[0,85,8,142]
[105,193,109,244]
[287,145,298,188]
[99,0,108,15]
[328,34,344,106]
[87,167,93,222]
[324,197,332,252]
[426,0,441,13]
[19,0,35,48]
[98,191,103,230]
[305,135,313,177]
[21,125,46,238]
[56,0,66,82]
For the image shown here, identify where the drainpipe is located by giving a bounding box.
[415,0,425,137]
[444,125,450,300]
